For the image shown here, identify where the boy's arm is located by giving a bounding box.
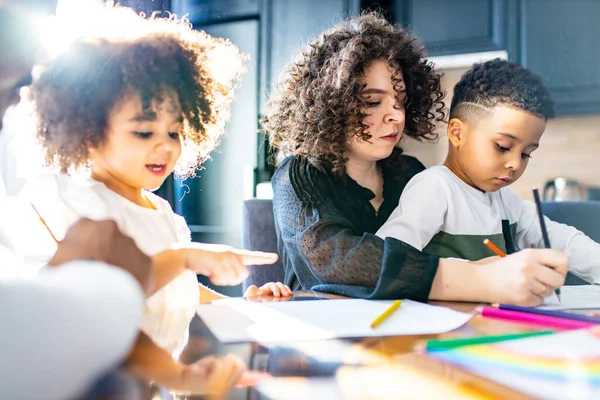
[376,173,448,251]
[516,199,600,284]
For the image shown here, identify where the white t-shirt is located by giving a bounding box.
[0,261,145,400]
[0,193,57,280]
[377,165,600,284]
[22,173,200,312]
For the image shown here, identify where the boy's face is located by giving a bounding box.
[90,91,183,192]
[447,105,546,192]
[346,59,406,163]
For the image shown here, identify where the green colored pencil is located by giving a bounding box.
[423,330,555,352]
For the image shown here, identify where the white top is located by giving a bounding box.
[0,261,145,400]
[0,194,58,279]
[376,165,600,284]
[22,173,200,312]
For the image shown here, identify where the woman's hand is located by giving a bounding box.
[478,249,568,306]
[177,243,279,286]
[244,282,292,298]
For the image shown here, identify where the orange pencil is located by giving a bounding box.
[483,238,506,258]
[31,203,60,244]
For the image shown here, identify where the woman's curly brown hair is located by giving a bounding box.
[262,12,445,174]
[31,6,244,177]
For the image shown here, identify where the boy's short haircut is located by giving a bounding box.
[449,58,555,125]
[32,6,244,177]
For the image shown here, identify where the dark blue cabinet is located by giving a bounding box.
[391,0,600,116]
[513,0,600,116]
[171,0,259,22]
[393,0,509,56]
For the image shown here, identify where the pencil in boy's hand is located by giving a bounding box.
[371,300,402,328]
[532,189,561,301]
[483,238,506,258]
[31,203,59,244]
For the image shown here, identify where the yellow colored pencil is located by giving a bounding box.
[370,300,402,328]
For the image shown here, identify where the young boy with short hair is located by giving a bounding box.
[377,58,600,284]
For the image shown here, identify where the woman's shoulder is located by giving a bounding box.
[272,155,333,206]
[273,155,322,179]
[399,154,426,173]
[383,149,426,174]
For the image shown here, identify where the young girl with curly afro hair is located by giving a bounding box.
[263,12,569,305]
[25,5,289,312]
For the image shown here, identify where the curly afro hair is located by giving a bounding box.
[450,58,554,123]
[262,12,445,174]
[31,6,244,177]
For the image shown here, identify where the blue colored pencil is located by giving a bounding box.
[496,303,600,324]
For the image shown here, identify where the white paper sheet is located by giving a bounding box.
[195,299,473,343]
[541,285,600,310]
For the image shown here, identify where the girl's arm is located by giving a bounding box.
[126,332,245,395]
[150,246,280,297]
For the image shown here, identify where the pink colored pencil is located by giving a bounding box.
[479,307,595,330]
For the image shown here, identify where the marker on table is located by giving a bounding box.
[477,306,593,330]
[493,303,600,324]
[370,300,402,329]
[421,330,555,352]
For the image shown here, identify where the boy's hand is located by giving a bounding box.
[471,255,500,265]
[244,282,292,298]
[49,218,154,294]
[178,244,278,286]
[479,248,568,306]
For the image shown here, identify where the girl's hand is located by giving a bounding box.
[180,354,245,394]
[178,244,278,286]
[244,282,292,298]
[478,248,568,306]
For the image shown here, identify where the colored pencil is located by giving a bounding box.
[31,203,59,244]
[532,188,561,301]
[496,303,600,324]
[479,306,594,329]
[423,330,555,352]
[370,300,402,328]
[483,238,506,257]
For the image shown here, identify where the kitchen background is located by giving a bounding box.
[403,67,600,201]
[144,0,600,250]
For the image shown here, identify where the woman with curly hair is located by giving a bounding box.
[263,12,568,304]
[24,6,289,311]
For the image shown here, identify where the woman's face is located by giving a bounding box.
[345,60,406,163]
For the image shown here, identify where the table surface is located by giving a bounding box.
[82,291,581,400]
